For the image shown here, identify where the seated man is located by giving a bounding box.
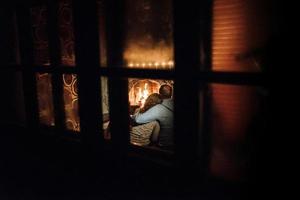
[132,84,174,147]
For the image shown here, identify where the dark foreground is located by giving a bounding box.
[1,125,257,199]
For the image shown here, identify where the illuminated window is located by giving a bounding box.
[99,0,175,152]
[123,0,174,70]
[13,0,271,181]
[58,0,76,66]
[63,74,80,131]
[36,73,55,126]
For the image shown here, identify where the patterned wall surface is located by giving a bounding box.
[63,74,80,131]
[101,77,109,114]
[101,77,110,137]
[30,6,50,66]
[58,0,76,66]
[36,73,55,126]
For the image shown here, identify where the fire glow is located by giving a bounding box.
[137,83,149,107]
[128,79,160,107]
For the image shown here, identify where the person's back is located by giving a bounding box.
[155,98,173,146]
[134,84,174,147]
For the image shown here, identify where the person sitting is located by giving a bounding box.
[104,93,163,144]
[132,84,174,147]
[130,93,162,146]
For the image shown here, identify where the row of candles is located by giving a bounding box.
[127,61,174,68]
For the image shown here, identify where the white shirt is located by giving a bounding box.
[133,99,174,146]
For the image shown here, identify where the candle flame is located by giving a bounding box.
[127,60,174,69]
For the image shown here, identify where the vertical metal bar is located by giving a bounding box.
[105,0,130,161]
[173,0,201,174]
[46,0,66,134]
[16,3,39,132]
[72,0,103,150]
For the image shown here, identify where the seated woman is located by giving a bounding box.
[130,93,162,146]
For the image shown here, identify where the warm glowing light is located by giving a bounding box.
[127,61,174,69]
[141,83,149,107]
[137,87,142,105]
[128,79,162,107]
[168,61,174,66]
[135,83,150,107]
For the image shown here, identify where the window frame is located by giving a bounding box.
[12,0,267,173]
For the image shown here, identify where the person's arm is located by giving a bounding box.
[133,105,161,124]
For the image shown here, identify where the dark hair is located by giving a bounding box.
[159,84,172,99]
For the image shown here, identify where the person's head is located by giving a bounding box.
[159,84,173,99]
[140,93,162,113]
